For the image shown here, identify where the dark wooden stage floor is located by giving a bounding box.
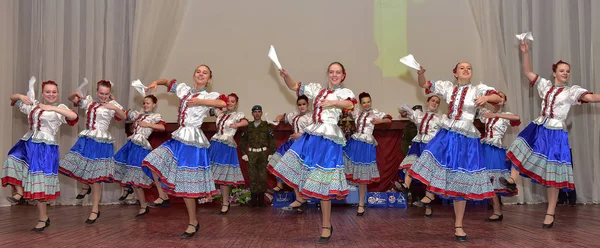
[0,202,597,247]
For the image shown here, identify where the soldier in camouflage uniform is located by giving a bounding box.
[240,105,276,207]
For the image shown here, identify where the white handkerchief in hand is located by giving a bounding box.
[26,76,36,103]
[400,104,412,113]
[131,79,146,97]
[268,45,282,70]
[264,112,279,126]
[399,54,421,70]
[75,78,89,97]
[515,31,534,41]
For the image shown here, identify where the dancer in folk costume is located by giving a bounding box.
[143,65,227,238]
[2,78,78,231]
[476,92,521,222]
[208,93,248,215]
[398,95,441,217]
[343,92,391,216]
[60,79,126,224]
[500,41,600,228]
[113,82,166,217]
[268,62,356,243]
[269,95,312,210]
[408,62,503,241]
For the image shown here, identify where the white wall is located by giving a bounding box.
[135,0,483,122]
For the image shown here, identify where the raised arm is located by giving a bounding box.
[138,122,166,131]
[10,94,32,105]
[146,78,170,92]
[519,41,538,82]
[186,98,227,108]
[486,112,521,121]
[417,66,430,89]
[279,69,299,91]
[39,104,78,121]
[580,93,600,103]
[67,91,83,104]
[236,119,249,128]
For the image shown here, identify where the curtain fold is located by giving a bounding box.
[128,0,188,110]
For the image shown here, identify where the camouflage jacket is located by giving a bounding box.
[240,120,276,155]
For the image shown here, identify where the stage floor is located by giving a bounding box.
[0,202,596,247]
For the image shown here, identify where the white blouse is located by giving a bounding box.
[530,75,591,130]
[169,81,225,148]
[478,109,518,148]
[283,111,313,134]
[77,95,124,143]
[403,109,441,144]
[297,82,356,145]
[126,110,165,150]
[13,101,77,145]
[350,108,391,145]
[211,109,246,147]
[426,81,499,138]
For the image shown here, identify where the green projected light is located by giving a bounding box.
[374,0,410,77]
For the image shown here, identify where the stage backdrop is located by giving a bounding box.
[128,0,483,122]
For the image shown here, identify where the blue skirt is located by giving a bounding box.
[209,140,245,186]
[268,139,295,183]
[268,133,348,200]
[482,143,515,196]
[507,121,574,189]
[113,141,153,188]
[59,136,115,184]
[1,138,60,201]
[399,141,427,169]
[409,129,495,200]
[142,138,216,198]
[343,137,380,184]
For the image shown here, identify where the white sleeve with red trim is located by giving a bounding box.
[171,81,192,100]
[373,109,392,120]
[405,109,424,124]
[284,111,296,124]
[56,104,71,124]
[235,111,246,122]
[127,109,141,121]
[78,95,94,110]
[12,100,35,115]
[474,83,498,98]
[530,75,553,99]
[336,88,357,105]
[297,82,322,99]
[206,92,221,100]
[108,100,124,111]
[426,80,454,100]
[477,107,490,123]
[567,85,591,105]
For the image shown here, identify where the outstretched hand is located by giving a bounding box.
[20,95,33,105]
[520,41,529,53]
[474,96,489,106]
[146,81,159,92]
[38,104,54,111]
[417,66,426,75]
[279,69,289,78]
